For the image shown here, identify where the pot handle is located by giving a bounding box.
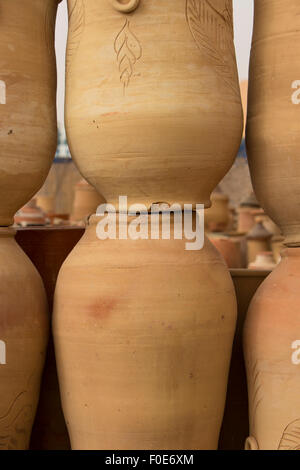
[245,436,259,450]
[110,0,140,13]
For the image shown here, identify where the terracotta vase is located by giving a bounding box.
[244,248,300,450]
[65,0,243,209]
[70,179,105,224]
[0,0,60,226]
[53,214,237,450]
[246,0,300,246]
[0,228,48,450]
[205,192,230,233]
[246,221,272,266]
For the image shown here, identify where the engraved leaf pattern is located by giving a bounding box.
[0,392,33,450]
[278,420,300,450]
[186,0,239,97]
[66,0,85,74]
[114,19,142,91]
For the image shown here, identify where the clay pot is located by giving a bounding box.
[246,221,272,265]
[271,235,285,264]
[70,179,105,224]
[209,235,242,268]
[237,208,257,234]
[0,228,48,449]
[36,195,56,216]
[246,0,300,246]
[205,193,230,233]
[14,199,47,227]
[0,0,60,226]
[53,214,237,449]
[244,248,300,449]
[65,0,243,209]
[249,252,276,271]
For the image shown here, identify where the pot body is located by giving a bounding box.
[244,248,300,449]
[0,229,48,450]
[0,0,59,226]
[53,215,237,449]
[246,0,300,246]
[65,0,243,209]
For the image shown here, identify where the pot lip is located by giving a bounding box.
[88,209,200,225]
[0,226,16,237]
[281,247,300,258]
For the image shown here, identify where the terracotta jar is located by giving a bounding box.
[0,228,48,450]
[0,0,60,226]
[246,221,272,266]
[248,252,276,271]
[271,235,284,264]
[65,0,243,209]
[209,235,242,268]
[244,248,300,450]
[14,199,47,227]
[53,214,237,450]
[36,195,56,216]
[70,179,105,224]
[246,0,300,246]
[205,192,230,233]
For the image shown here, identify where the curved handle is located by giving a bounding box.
[110,0,140,13]
[245,436,259,450]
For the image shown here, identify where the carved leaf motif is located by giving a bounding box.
[114,19,142,91]
[278,420,300,450]
[0,392,33,450]
[66,0,85,74]
[186,0,239,97]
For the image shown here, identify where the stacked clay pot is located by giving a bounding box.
[54,0,243,450]
[0,0,60,226]
[244,249,300,450]
[0,0,61,449]
[245,0,300,449]
[0,228,48,450]
[246,0,300,247]
[65,0,242,209]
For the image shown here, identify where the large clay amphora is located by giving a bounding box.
[246,0,300,246]
[244,248,300,450]
[0,0,60,226]
[53,214,237,449]
[65,0,243,209]
[0,228,48,450]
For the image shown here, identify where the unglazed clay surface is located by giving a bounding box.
[246,0,300,246]
[53,215,237,450]
[244,248,300,450]
[65,0,242,208]
[0,0,59,226]
[0,229,48,450]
